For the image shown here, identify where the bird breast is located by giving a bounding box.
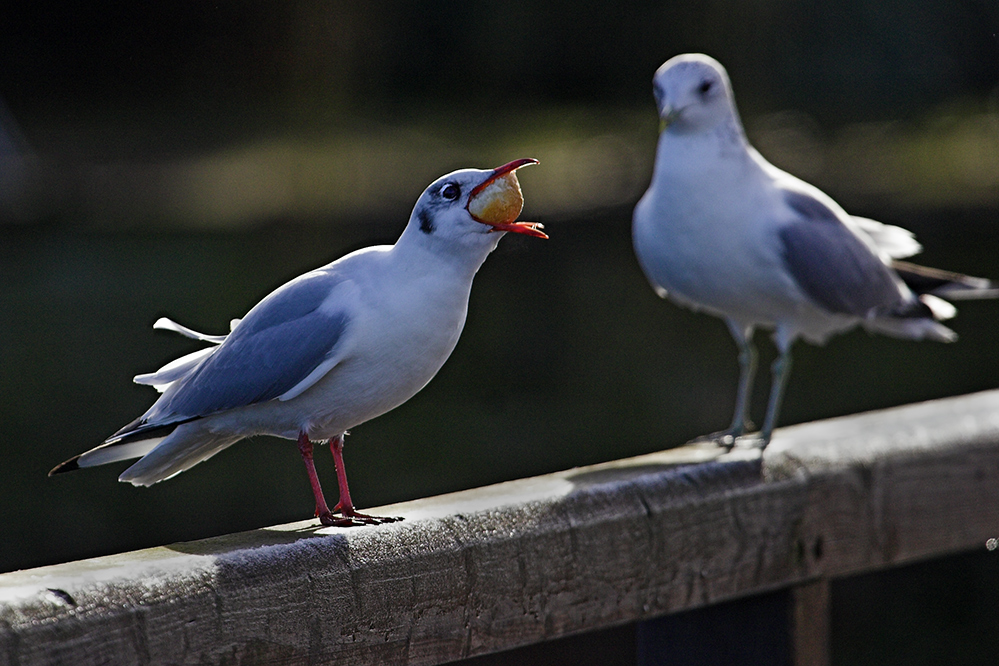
[296,269,470,439]
[635,147,802,323]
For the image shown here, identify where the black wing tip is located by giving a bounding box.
[109,418,191,445]
[49,417,192,478]
[892,260,999,299]
[48,456,82,477]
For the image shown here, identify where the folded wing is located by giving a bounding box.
[133,268,353,432]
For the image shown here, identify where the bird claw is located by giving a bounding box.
[734,434,770,451]
[689,419,760,450]
[689,429,740,450]
[318,510,404,528]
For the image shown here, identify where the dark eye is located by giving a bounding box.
[698,79,714,95]
[440,183,460,201]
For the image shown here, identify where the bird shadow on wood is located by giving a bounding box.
[564,444,763,499]
[165,522,347,558]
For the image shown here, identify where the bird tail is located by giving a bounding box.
[48,437,168,476]
[860,260,997,343]
[49,419,241,486]
[48,416,195,477]
[117,424,242,487]
[863,315,957,343]
[892,261,999,301]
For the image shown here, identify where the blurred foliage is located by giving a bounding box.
[2,2,998,226]
[3,1,997,128]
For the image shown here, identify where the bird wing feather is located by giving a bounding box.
[777,188,907,316]
[850,216,922,260]
[152,317,229,344]
[129,267,355,431]
[134,347,217,391]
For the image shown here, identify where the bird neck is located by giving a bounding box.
[652,114,751,186]
[393,222,500,282]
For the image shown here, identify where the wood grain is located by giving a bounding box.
[3,389,999,665]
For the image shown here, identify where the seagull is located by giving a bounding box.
[50,159,546,526]
[632,53,998,448]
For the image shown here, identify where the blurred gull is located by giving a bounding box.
[51,159,546,526]
[633,54,998,448]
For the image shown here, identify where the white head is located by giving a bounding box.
[404,159,546,253]
[652,54,741,136]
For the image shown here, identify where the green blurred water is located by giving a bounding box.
[2,203,998,573]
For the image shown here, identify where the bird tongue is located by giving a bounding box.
[468,159,547,239]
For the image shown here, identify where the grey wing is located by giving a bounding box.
[778,188,907,316]
[136,268,352,428]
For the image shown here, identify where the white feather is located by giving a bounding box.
[852,216,922,259]
[118,427,240,487]
[920,293,957,321]
[153,317,228,344]
[133,347,216,392]
[78,437,165,468]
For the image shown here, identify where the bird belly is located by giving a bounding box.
[635,188,805,327]
[207,281,469,442]
[300,342,457,439]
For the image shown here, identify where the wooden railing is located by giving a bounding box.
[3,389,999,665]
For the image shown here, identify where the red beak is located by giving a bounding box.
[467,158,547,239]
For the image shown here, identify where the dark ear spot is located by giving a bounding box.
[418,208,434,235]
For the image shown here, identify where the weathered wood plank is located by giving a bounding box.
[3,389,999,666]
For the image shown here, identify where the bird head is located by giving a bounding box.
[408,159,546,246]
[652,54,736,135]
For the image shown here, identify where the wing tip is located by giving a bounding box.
[109,419,189,445]
[152,316,174,331]
[49,417,192,478]
[48,456,82,477]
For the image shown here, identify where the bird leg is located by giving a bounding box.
[758,347,793,448]
[726,325,758,440]
[692,321,756,448]
[297,431,333,518]
[325,434,403,527]
[297,431,400,527]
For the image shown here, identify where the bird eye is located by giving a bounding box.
[440,183,460,201]
[698,79,714,95]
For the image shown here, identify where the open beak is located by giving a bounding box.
[467,158,547,239]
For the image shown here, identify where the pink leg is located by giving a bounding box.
[325,434,402,526]
[297,431,333,519]
[330,434,358,515]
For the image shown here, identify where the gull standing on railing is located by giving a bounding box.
[51,159,546,526]
[633,54,998,448]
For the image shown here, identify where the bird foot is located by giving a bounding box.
[688,429,741,450]
[689,419,760,450]
[318,510,404,528]
[734,434,770,451]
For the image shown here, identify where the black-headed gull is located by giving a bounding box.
[51,159,546,526]
[633,54,997,448]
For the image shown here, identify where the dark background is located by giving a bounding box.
[2,3,999,663]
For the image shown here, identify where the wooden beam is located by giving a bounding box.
[3,389,999,665]
[792,579,830,666]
